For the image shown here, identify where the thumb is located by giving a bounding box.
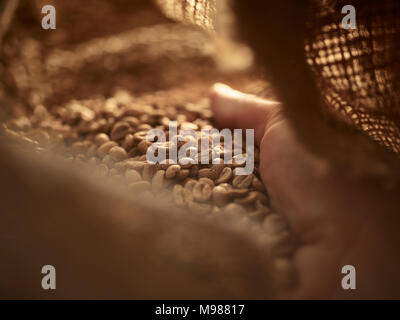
[210,83,281,144]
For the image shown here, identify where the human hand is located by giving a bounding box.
[211,83,400,299]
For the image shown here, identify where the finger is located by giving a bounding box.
[210,83,280,144]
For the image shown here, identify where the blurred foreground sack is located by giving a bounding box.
[0,0,278,298]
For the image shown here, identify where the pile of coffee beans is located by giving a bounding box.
[2,90,297,287]
[4,91,271,217]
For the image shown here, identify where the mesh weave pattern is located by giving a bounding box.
[156,0,217,30]
[305,0,400,154]
[157,0,400,155]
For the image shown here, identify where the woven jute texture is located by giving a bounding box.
[305,0,400,154]
[157,0,400,158]
[156,0,217,31]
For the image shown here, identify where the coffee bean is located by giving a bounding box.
[198,177,214,188]
[121,106,141,118]
[232,154,248,167]
[137,123,152,131]
[94,133,110,146]
[189,165,198,178]
[86,144,97,157]
[184,179,197,191]
[125,169,142,183]
[102,155,114,167]
[215,167,232,184]
[218,183,232,191]
[227,188,249,198]
[111,121,130,141]
[128,180,151,192]
[234,192,257,205]
[123,116,140,127]
[177,169,190,180]
[252,176,266,192]
[160,116,171,127]
[193,182,212,202]
[165,164,181,179]
[33,105,49,122]
[115,160,145,171]
[176,114,188,123]
[212,186,230,206]
[172,185,185,207]
[143,163,156,181]
[198,168,218,180]
[94,164,109,178]
[179,157,195,169]
[109,146,128,161]
[253,191,269,204]
[133,131,148,142]
[152,170,165,193]
[232,174,254,189]
[138,140,152,154]
[122,134,135,150]
[97,141,118,158]
[140,114,158,126]
[182,188,194,204]
[211,160,225,175]
[159,159,176,170]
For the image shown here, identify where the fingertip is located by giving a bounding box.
[210,83,238,127]
[210,83,233,95]
[210,83,245,102]
[209,82,282,144]
[210,83,236,113]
